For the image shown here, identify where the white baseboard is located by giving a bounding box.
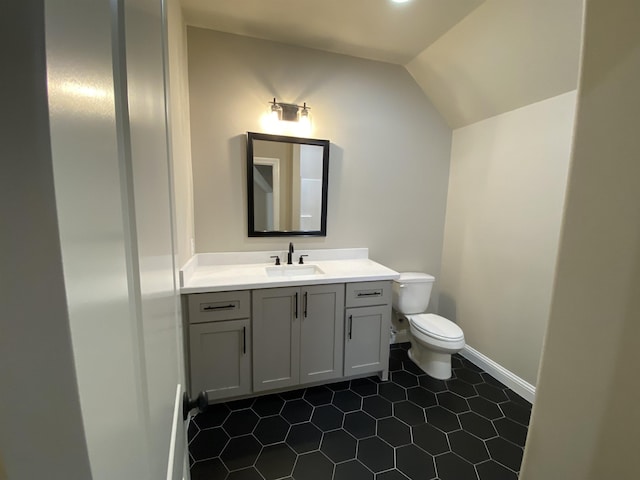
[460,345,535,404]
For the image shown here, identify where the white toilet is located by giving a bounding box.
[392,272,465,380]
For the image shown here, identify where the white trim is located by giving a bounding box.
[254,156,280,230]
[460,345,535,403]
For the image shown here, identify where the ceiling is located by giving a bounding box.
[180,0,485,65]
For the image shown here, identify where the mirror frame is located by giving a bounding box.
[247,132,330,237]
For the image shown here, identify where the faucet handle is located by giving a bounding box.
[270,255,281,265]
[298,254,309,264]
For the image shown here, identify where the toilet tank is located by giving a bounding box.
[392,272,436,314]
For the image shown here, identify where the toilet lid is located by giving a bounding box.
[407,314,464,341]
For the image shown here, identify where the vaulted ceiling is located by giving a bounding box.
[180,0,584,128]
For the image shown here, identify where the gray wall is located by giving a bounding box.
[521,0,640,477]
[167,0,195,267]
[187,28,452,293]
[439,91,577,385]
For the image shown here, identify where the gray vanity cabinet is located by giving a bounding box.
[252,287,300,392]
[187,291,252,400]
[252,284,345,392]
[300,284,345,385]
[344,281,392,380]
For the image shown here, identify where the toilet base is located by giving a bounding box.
[408,343,454,380]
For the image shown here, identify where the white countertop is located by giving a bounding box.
[180,248,400,294]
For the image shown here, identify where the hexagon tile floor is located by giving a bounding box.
[188,343,532,480]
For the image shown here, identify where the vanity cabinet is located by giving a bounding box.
[344,281,392,379]
[252,284,345,392]
[187,291,251,400]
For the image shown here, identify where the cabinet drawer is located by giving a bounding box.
[345,281,391,308]
[187,290,250,324]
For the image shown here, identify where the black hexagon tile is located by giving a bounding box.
[379,382,407,402]
[311,404,344,431]
[396,444,436,480]
[332,389,362,412]
[320,429,357,463]
[253,415,289,445]
[391,370,419,388]
[286,422,322,454]
[362,395,392,419]
[458,411,498,440]
[377,417,411,447]
[476,459,518,480]
[350,377,378,397]
[281,398,313,424]
[252,394,284,417]
[222,409,259,437]
[425,405,461,432]
[293,451,334,480]
[226,467,263,480]
[190,457,227,480]
[220,435,261,471]
[255,443,296,480]
[344,410,376,439]
[412,423,449,456]
[357,437,395,473]
[436,452,477,480]
[304,385,334,406]
[448,430,490,464]
[189,347,532,480]
[406,386,437,408]
[394,400,426,426]
[333,459,373,480]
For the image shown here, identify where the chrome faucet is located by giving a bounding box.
[287,242,294,265]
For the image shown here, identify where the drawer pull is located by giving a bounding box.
[356,291,382,297]
[201,303,236,312]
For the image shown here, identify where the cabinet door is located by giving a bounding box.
[252,287,301,392]
[189,319,251,400]
[300,284,345,384]
[344,305,391,377]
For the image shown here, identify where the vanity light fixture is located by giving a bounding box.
[264,98,312,136]
[269,98,311,122]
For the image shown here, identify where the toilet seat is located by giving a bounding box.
[406,314,464,342]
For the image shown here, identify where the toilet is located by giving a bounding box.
[392,273,465,380]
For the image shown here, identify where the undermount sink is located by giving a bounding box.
[265,264,325,277]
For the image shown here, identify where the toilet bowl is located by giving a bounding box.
[392,273,465,380]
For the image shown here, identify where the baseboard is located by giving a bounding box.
[460,345,535,404]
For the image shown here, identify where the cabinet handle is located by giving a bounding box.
[303,291,308,318]
[295,292,298,319]
[202,303,236,311]
[348,315,353,340]
[356,291,381,297]
[243,326,246,354]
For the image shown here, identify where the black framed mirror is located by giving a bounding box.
[247,132,329,237]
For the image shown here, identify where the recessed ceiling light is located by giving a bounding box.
[391,0,412,4]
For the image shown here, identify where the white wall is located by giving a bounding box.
[521,0,640,477]
[187,28,453,294]
[406,0,583,128]
[439,91,577,385]
[0,2,91,478]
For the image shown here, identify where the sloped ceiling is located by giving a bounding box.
[180,0,584,129]
[407,0,584,128]
[181,0,485,65]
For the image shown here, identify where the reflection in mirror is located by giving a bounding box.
[247,132,329,237]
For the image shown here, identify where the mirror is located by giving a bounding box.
[247,132,329,237]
